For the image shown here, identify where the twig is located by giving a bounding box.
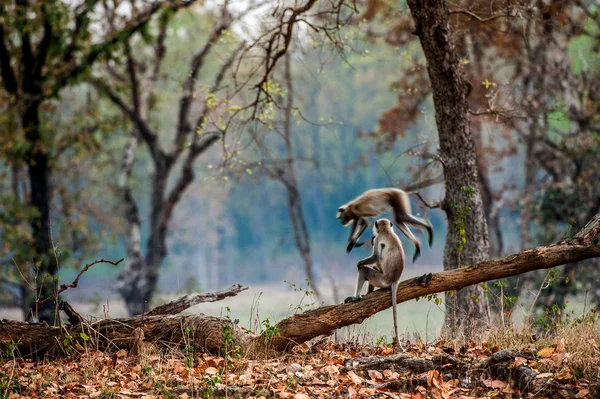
[449,9,512,22]
[413,192,441,209]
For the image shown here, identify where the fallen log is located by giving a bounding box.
[1,215,599,358]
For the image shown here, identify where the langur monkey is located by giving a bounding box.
[336,188,433,262]
[344,218,405,348]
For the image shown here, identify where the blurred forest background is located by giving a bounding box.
[0,0,598,341]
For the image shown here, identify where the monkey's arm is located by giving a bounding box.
[357,254,377,268]
[347,219,369,253]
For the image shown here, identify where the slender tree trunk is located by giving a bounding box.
[22,101,56,324]
[282,53,321,300]
[406,0,490,332]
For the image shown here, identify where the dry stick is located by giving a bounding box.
[146,284,249,316]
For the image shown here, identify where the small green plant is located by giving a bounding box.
[183,344,195,368]
[261,317,280,344]
[563,220,577,239]
[63,334,74,355]
[221,307,241,360]
[415,292,442,306]
[286,375,297,391]
[285,279,315,313]
[202,375,222,398]
[375,336,387,346]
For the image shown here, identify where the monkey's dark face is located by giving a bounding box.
[336,206,353,226]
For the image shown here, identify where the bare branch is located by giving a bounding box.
[93,80,161,159]
[413,192,441,209]
[147,284,248,316]
[176,23,229,151]
[450,9,513,23]
[401,172,444,192]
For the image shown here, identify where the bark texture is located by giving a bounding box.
[406,0,491,332]
[3,215,599,358]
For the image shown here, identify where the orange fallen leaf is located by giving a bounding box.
[205,367,218,375]
[555,367,572,380]
[481,378,507,389]
[556,338,566,353]
[368,369,384,381]
[115,349,128,358]
[537,347,555,358]
[575,389,589,398]
[511,356,527,368]
[535,372,554,379]
[347,370,364,385]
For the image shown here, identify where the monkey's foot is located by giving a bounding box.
[344,296,362,304]
[346,242,355,253]
[415,272,433,287]
[427,222,434,247]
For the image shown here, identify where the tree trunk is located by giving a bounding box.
[22,101,56,324]
[406,0,490,333]
[282,53,321,300]
[118,149,169,315]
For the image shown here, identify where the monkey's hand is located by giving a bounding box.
[344,296,362,303]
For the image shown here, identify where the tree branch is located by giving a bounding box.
[147,284,248,316]
[63,0,101,64]
[52,0,199,96]
[175,23,229,151]
[449,9,512,23]
[31,3,53,82]
[401,172,444,192]
[94,81,160,159]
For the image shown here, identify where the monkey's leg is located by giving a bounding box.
[403,214,434,247]
[347,219,369,253]
[344,268,368,303]
[396,222,422,262]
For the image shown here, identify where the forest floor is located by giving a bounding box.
[2,320,599,399]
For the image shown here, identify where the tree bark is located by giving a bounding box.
[406,0,491,333]
[3,215,599,358]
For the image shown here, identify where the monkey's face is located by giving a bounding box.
[336,206,353,226]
